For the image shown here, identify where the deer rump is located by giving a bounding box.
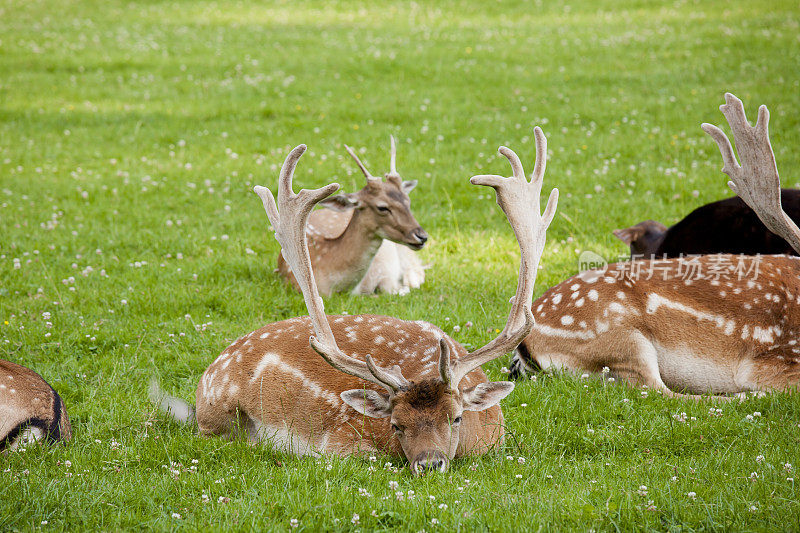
[616,189,800,259]
[0,360,71,453]
[195,315,503,457]
[511,255,800,397]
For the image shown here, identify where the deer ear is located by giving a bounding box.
[319,193,361,212]
[341,389,392,418]
[461,381,515,412]
[612,226,642,245]
[401,180,418,194]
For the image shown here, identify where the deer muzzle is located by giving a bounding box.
[407,228,428,250]
[411,451,448,475]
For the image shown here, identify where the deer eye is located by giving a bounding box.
[452,416,462,425]
[391,423,402,433]
[376,205,391,215]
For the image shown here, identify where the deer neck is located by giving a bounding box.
[323,209,384,291]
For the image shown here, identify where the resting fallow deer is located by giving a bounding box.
[276,136,428,296]
[511,93,800,398]
[152,128,558,474]
[614,190,800,259]
[0,359,71,454]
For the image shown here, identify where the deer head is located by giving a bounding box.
[253,129,557,474]
[613,220,668,258]
[319,136,428,250]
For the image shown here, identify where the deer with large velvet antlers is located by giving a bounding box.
[275,136,428,296]
[510,94,800,398]
[152,128,558,474]
[1,359,71,454]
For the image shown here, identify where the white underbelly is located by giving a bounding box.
[654,342,741,394]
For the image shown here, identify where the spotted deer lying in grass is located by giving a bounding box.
[1,360,71,454]
[276,136,428,296]
[152,128,558,474]
[511,94,800,398]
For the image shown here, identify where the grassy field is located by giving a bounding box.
[2,0,800,530]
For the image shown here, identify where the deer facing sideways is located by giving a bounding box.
[1,359,71,454]
[511,94,800,399]
[152,128,558,474]
[276,137,428,296]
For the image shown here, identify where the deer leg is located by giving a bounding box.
[605,331,735,402]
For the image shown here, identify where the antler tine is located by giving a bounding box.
[344,144,381,184]
[254,145,408,393]
[701,93,800,254]
[452,127,559,385]
[437,338,454,388]
[389,135,399,177]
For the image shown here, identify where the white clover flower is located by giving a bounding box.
[351,513,359,525]
[687,492,696,500]
[389,480,399,490]
[517,457,526,464]
[290,518,299,528]
[637,485,648,496]
[756,455,765,464]
[171,513,181,519]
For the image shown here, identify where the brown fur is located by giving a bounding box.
[0,360,71,453]
[276,177,426,295]
[401,380,450,410]
[195,315,504,458]
[516,255,800,398]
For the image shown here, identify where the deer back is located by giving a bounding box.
[520,255,800,393]
[195,315,502,457]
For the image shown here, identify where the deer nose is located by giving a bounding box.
[412,228,428,245]
[411,452,447,475]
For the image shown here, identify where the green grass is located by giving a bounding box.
[2,0,800,529]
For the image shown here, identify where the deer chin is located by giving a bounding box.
[406,241,426,251]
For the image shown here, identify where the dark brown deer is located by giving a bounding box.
[614,190,800,259]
